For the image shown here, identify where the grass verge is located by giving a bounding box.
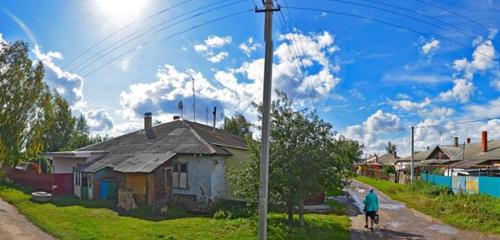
[355,176,500,234]
[0,183,350,240]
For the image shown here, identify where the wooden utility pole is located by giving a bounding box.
[256,1,279,239]
[192,76,196,122]
[411,126,415,182]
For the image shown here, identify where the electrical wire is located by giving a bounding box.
[63,0,194,69]
[82,9,253,77]
[359,0,481,37]
[73,0,246,73]
[413,0,488,29]
[325,0,475,39]
[414,117,500,129]
[283,6,495,60]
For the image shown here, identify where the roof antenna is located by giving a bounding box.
[192,76,196,123]
[212,106,217,133]
[178,100,184,119]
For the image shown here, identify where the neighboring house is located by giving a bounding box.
[46,113,247,212]
[394,149,432,172]
[407,132,500,176]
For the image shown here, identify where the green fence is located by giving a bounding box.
[420,173,500,198]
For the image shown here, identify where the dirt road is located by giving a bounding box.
[345,180,500,240]
[0,198,54,240]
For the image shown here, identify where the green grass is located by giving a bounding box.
[355,176,500,234]
[0,183,350,240]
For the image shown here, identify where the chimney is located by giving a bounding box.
[212,107,217,133]
[173,116,180,120]
[467,137,471,144]
[454,137,459,147]
[144,112,152,130]
[482,131,488,152]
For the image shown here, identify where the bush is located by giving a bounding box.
[213,210,233,220]
[212,200,255,219]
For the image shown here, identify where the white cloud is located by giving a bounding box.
[490,78,500,91]
[421,39,440,55]
[464,97,500,119]
[85,109,114,132]
[33,46,84,106]
[4,10,38,47]
[396,93,411,100]
[390,98,431,111]
[239,37,260,56]
[344,110,402,144]
[120,31,341,124]
[383,73,451,84]
[207,51,228,63]
[194,35,232,63]
[439,78,475,103]
[118,55,133,72]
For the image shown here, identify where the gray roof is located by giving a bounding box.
[397,150,432,163]
[366,153,399,166]
[448,140,500,168]
[73,120,246,173]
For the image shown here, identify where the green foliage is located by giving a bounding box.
[0,183,350,240]
[0,41,47,165]
[356,176,500,234]
[223,113,252,137]
[0,40,109,166]
[228,91,362,226]
[381,165,396,175]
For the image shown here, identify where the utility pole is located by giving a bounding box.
[256,1,279,239]
[411,126,414,183]
[192,76,196,122]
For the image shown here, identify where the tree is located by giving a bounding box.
[0,41,48,165]
[67,115,90,150]
[223,113,252,137]
[228,91,362,226]
[42,93,76,152]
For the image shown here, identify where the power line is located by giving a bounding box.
[325,0,475,39]
[82,9,253,77]
[283,6,495,60]
[275,2,318,111]
[413,0,488,29]
[414,117,500,129]
[63,0,194,69]
[359,0,481,37]
[74,0,245,74]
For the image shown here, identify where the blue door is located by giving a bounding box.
[100,181,108,200]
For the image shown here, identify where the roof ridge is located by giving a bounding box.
[183,121,217,154]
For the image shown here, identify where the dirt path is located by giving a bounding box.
[345,180,500,240]
[0,198,54,240]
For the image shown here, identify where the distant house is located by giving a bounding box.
[46,113,247,212]
[402,132,500,177]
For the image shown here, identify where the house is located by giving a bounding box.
[357,153,399,180]
[46,113,247,212]
[407,132,500,176]
[394,149,432,172]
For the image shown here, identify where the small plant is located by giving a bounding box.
[213,210,232,219]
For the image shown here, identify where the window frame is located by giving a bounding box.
[172,163,188,189]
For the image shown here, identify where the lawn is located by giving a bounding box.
[355,176,500,234]
[0,183,350,240]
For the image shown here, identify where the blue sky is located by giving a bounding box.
[1,0,500,156]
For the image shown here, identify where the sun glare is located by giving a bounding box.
[93,0,150,26]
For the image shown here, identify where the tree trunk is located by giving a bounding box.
[287,200,294,226]
[298,199,305,227]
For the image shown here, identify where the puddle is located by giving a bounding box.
[427,224,458,235]
[387,221,401,228]
[357,189,366,193]
[326,195,348,203]
[379,203,405,210]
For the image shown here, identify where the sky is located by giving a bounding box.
[1,0,500,157]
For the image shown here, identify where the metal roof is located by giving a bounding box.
[70,119,247,173]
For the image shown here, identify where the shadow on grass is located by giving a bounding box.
[350,228,425,240]
[267,214,349,240]
[0,180,197,221]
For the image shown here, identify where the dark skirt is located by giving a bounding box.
[365,211,377,219]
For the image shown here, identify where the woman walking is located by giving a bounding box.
[364,188,379,231]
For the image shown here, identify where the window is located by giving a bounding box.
[172,163,188,189]
[88,174,92,188]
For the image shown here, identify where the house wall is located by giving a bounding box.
[171,155,224,208]
[91,168,122,200]
[222,148,248,200]
[125,173,147,203]
[52,157,87,174]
